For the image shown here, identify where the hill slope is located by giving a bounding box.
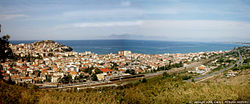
[0,71,249,104]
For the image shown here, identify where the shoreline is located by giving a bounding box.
[9,40,242,55]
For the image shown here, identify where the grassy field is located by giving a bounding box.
[1,70,249,104]
[206,67,250,88]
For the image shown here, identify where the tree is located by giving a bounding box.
[83,67,94,75]
[140,78,147,83]
[48,53,54,57]
[168,60,172,67]
[0,34,13,80]
[95,69,103,74]
[0,34,13,63]
[91,74,98,81]
[7,75,15,84]
[125,69,135,75]
[0,65,4,80]
[191,78,195,82]
[45,75,52,82]
[162,72,169,78]
[58,75,73,84]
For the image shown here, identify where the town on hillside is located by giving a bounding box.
[1,40,230,87]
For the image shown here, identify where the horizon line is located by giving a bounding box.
[9,39,247,43]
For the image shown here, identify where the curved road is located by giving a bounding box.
[186,50,243,82]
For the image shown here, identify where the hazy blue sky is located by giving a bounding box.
[0,0,250,42]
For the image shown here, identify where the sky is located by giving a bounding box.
[0,0,250,42]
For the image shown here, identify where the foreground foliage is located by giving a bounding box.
[0,72,249,104]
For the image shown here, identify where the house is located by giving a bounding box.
[118,51,132,57]
[97,68,113,81]
[96,73,105,81]
[33,77,41,83]
[135,69,143,74]
[198,65,205,70]
[16,61,24,66]
[51,76,60,83]
[99,68,112,75]
[20,77,33,83]
[70,71,78,80]
[11,75,21,83]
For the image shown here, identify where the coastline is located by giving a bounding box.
[1,40,229,85]
[9,40,243,55]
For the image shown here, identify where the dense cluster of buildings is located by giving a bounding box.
[1,40,226,84]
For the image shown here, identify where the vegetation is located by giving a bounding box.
[0,35,249,103]
[243,58,250,64]
[125,69,136,75]
[58,75,73,84]
[157,61,184,71]
[91,74,98,81]
[232,64,250,71]
[0,35,14,81]
[0,71,249,104]
[0,34,13,63]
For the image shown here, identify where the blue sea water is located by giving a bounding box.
[10,40,243,54]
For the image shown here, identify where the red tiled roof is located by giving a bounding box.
[99,68,112,72]
[22,66,29,68]
[119,69,125,72]
[7,68,13,71]
[21,77,32,79]
[41,69,47,73]
[136,69,143,72]
[11,75,20,79]
[80,67,87,69]
[198,66,205,70]
[71,71,77,75]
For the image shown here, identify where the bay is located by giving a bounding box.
[10,40,243,54]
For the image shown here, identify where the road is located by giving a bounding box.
[186,50,243,82]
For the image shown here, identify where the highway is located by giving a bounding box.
[186,50,243,82]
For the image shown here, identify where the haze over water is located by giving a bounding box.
[10,40,243,54]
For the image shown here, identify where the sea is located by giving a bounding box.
[10,40,244,55]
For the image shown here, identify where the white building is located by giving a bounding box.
[118,51,132,57]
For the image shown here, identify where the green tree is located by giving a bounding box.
[0,34,13,80]
[140,78,147,83]
[95,69,103,74]
[83,67,94,75]
[125,69,135,75]
[58,75,73,84]
[191,78,195,82]
[162,72,169,78]
[0,65,3,80]
[48,53,54,57]
[0,34,13,63]
[91,74,98,81]
[44,75,52,82]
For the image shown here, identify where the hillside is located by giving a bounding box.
[10,40,73,58]
[0,71,249,104]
